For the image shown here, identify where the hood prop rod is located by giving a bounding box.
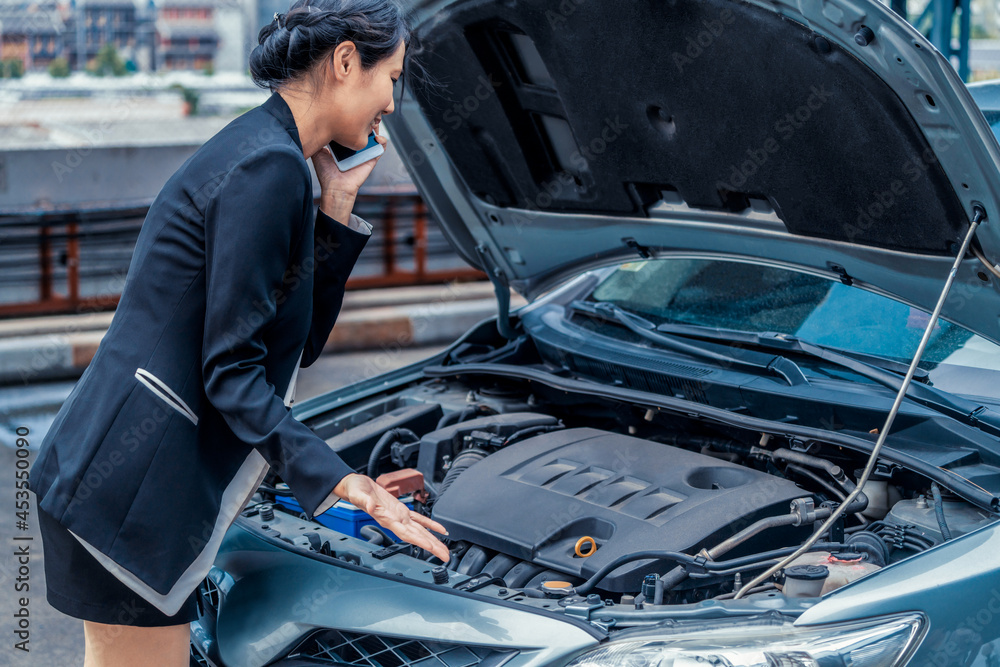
[734,204,988,599]
[476,243,515,340]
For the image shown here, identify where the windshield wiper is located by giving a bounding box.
[654,322,928,381]
[651,322,1000,438]
[568,300,808,386]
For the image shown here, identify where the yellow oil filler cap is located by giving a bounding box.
[575,536,597,557]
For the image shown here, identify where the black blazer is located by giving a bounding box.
[28,91,371,616]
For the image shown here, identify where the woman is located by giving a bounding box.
[28,0,450,664]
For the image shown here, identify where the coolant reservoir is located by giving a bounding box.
[859,480,903,520]
[885,496,995,543]
[782,551,881,595]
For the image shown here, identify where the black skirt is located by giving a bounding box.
[38,508,199,626]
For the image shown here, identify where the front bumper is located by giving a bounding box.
[190,508,603,667]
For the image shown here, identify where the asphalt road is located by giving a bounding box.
[0,345,444,666]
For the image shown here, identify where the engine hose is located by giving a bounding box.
[845,532,891,566]
[655,507,862,603]
[930,482,953,541]
[785,463,846,501]
[688,546,852,578]
[434,410,461,431]
[874,532,933,551]
[436,447,490,499]
[502,424,564,447]
[764,447,870,525]
[367,428,419,479]
[894,526,934,547]
[872,523,934,549]
[902,538,931,552]
[656,499,842,601]
[359,524,392,546]
[445,541,472,571]
[481,553,519,580]
[435,405,484,431]
[457,545,489,575]
[575,542,846,596]
[767,448,869,504]
[504,562,547,588]
[684,542,848,579]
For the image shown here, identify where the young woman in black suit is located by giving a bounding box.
[29,1,450,664]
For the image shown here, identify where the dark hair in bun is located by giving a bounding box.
[249,0,410,92]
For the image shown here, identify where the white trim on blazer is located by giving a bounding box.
[134,368,200,425]
[68,449,270,617]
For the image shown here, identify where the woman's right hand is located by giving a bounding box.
[331,473,451,563]
[310,135,388,223]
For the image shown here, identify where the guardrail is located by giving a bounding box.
[0,193,485,319]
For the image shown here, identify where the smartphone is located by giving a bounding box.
[329,130,385,171]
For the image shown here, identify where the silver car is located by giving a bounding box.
[191,0,1000,665]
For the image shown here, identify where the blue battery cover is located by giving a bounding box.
[274,494,413,542]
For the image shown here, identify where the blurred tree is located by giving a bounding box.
[0,58,25,78]
[48,57,71,78]
[87,43,127,76]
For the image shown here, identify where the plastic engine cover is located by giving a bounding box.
[431,428,807,592]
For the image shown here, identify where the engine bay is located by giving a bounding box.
[244,341,999,617]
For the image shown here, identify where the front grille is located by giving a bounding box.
[286,629,517,667]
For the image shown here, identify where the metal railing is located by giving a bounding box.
[0,193,484,319]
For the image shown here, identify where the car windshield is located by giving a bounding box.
[983,109,1000,144]
[588,258,1000,401]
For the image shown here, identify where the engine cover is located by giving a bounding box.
[431,427,808,592]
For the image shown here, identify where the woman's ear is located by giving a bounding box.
[329,41,358,82]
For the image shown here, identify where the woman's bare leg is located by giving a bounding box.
[83,620,189,667]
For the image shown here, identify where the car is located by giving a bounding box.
[190,1,1000,665]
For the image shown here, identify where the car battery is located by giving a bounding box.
[274,493,413,542]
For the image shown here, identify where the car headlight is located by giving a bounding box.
[564,613,924,667]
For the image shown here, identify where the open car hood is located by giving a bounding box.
[385,0,1000,344]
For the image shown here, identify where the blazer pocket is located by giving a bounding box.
[134,367,199,426]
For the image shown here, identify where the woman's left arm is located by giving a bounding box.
[299,135,387,368]
[202,145,358,519]
[299,207,371,368]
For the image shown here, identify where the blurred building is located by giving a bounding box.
[0,0,156,73]
[0,0,67,70]
[0,0,243,73]
[65,0,141,69]
[154,0,217,70]
[81,0,135,57]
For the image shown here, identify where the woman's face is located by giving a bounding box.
[326,40,405,150]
